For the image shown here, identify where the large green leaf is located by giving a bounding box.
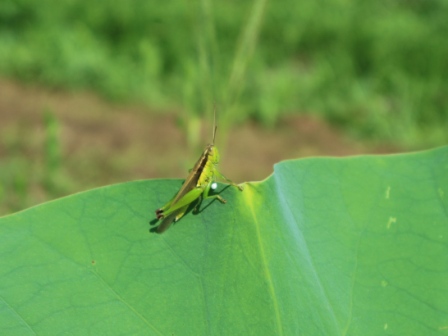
[1,147,447,335]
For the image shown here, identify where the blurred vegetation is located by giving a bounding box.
[0,109,73,215]
[0,0,447,147]
[1,0,447,216]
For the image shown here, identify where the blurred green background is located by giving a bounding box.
[0,0,447,216]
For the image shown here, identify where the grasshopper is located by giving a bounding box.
[154,112,243,233]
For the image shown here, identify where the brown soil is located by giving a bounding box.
[0,79,398,213]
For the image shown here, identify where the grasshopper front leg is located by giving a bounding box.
[215,170,244,191]
[193,179,230,214]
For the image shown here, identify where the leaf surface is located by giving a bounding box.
[1,147,447,335]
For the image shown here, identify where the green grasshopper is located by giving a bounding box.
[154,113,243,233]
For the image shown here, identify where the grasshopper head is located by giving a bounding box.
[207,144,220,165]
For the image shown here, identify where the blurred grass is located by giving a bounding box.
[0,0,447,147]
[0,109,72,215]
[0,0,447,216]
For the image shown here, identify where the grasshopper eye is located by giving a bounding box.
[211,182,218,190]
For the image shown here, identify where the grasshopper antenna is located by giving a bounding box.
[212,103,217,145]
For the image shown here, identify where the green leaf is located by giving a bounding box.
[1,146,447,335]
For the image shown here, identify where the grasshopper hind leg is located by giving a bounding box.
[156,205,189,233]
